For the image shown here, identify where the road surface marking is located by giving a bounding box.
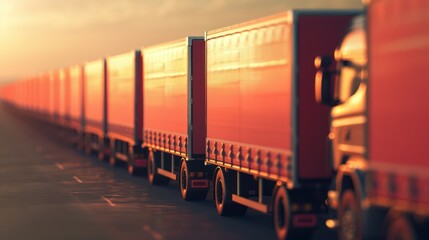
[101,196,116,207]
[73,176,83,183]
[55,163,64,170]
[143,224,163,240]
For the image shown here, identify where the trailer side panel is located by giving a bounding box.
[368,0,429,212]
[84,60,106,134]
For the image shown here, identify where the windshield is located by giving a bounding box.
[335,17,367,103]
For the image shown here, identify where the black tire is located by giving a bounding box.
[273,186,290,240]
[273,186,316,240]
[97,140,105,161]
[109,154,118,166]
[385,212,416,240]
[147,150,169,185]
[128,146,143,175]
[214,168,247,216]
[127,146,136,175]
[338,189,362,240]
[180,160,207,201]
[109,141,118,167]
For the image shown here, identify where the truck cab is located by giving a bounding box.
[330,16,367,171]
[315,16,368,240]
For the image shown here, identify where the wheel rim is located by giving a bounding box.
[216,177,224,206]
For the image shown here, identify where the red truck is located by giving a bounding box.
[67,65,84,146]
[50,65,85,146]
[83,59,107,156]
[57,69,68,126]
[49,68,72,141]
[39,73,51,121]
[27,77,36,114]
[106,50,146,174]
[33,76,41,117]
[143,37,208,200]
[205,11,359,239]
[4,78,35,117]
[315,0,429,239]
[49,70,60,123]
[47,70,60,124]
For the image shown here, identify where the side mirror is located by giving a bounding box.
[314,56,335,106]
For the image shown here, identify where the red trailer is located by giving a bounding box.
[24,79,30,111]
[0,85,6,103]
[143,37,208,200]
[55,65,84,145]
[16,80,25,109]
[32,77,40,116]
[27,77,36,114]
[20,79,28,112]
[44,69,68,126]
[15,80,21,108]
[39,72,51,121]
[367,0,429,238]
[0,84,8,103]
[15,79,27,112]
[8,84,14,105]
[106,50,145,174]
[57,68,69,126]
[83,59,107,156]
[205,11,359,239]
[68,65,84,145]
[49,70,60,123]
[36,74,48,120]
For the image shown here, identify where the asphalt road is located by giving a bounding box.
[0,104,336,240]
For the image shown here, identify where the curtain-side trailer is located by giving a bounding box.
[206,11,359,240]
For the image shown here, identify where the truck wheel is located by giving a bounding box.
[128,146,143,175]
[338,189,362,240]
[147,150,169,185]
[127,146,137,175]
[385,212,416,240]
[180,160,207,201]
[273,186,290,240]
[84,135,92,155]
[98,150,105,161]
[97,140,105,161]
[109,155,118,166]
[109,141,118,167]
[214,168,247,216]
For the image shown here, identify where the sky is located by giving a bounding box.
[0,0,363,84]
